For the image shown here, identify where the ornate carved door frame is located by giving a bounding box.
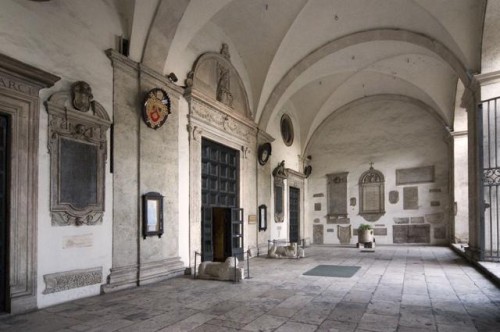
[0,54,59,313]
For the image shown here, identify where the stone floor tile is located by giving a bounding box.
[436,324,478,332]
[241,314,287,331]
[402,294,431,306]
[433,308,475,327]
[274,321,318,332]
[204,318,247,329]
[157,313,216,331]
[316,319,357,332]
[357,312,398,332]
[366,300,400,316]
[396,326,436,332]
[290,303,332,325]
[328,302,368,323]
[343,290,373,304]
[399,305,436,330]
[219,306,266,324]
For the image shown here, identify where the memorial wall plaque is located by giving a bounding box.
[389,190,399,204]
[393,224,430,243]
[393,217,409,224]
[46,81,111,226]
[411,217,425,224]
[314,218,320,223]
[313,193,324,198]
[359,165,385,222]
[434,226,446,239]
[425,212,444,224]
[337,225,351,244]
[327,172,348,217]
[396,166,434,185]
[273,161,287,223]
[429,188,441,193]
[327,229,334,233]
[403,187,418,210]
[313,224,324,244]
[373,228,387,236]
[314,203,321,211]
[430,201,440,207]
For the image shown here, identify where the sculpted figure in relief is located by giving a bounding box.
[216,43,233,107]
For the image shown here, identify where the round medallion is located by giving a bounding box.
[258,143,272,166]
[143,88,171,129]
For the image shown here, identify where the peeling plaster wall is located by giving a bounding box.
[306,99,450,245]
[0,0,122,307]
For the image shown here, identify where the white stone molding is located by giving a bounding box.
[0,53,59,314]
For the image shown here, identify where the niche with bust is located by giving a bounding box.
[46,81,111,226]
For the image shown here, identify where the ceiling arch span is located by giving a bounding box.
[303,94,451,157]
[258,28,471,131]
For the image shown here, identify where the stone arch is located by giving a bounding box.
[187,47,252,119]
[259,28,471,130]
[304,94,450,157]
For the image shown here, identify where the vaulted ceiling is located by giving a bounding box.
[128,0,486,148]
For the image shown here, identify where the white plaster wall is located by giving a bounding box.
[0,0,123,307]
[267,103,303,241]
[306,99,450,245]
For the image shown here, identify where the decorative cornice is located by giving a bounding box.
[451,130,468,137]
[0,53,60,89]
[287,168,307,180]
[257,128,275,144]
[190,96,257,142]
[139,64,184,97]
[475,70,500,86]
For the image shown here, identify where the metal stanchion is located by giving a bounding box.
[246,249,252,279]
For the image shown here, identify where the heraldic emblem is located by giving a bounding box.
[143,88,171,129]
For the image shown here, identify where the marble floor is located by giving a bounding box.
[0,245,499,332]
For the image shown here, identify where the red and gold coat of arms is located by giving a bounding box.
[143,88,171,129]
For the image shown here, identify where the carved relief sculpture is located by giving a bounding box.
[46,81,111,226]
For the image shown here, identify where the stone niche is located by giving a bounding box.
[46,81,111,226]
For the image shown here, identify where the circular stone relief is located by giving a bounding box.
[280,114,294,146]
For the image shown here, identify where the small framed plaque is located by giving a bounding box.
[142,192,164,239]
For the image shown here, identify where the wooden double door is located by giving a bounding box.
[201,139,243,262]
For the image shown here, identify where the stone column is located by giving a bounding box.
[463,83,482,260]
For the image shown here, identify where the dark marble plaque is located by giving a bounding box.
[403,187,418,210]
[314,218,320,223]
[396,166,434,185]
[327,229,334,233]
[314,203,321,211]
[60,139,98,209]
[373,228,387,236]
[430,201,440,207]
[393,225,430,243]
[429,188,441,193]
[353,228,358,236]
[313,224,324,244]
[313,193,324,198]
